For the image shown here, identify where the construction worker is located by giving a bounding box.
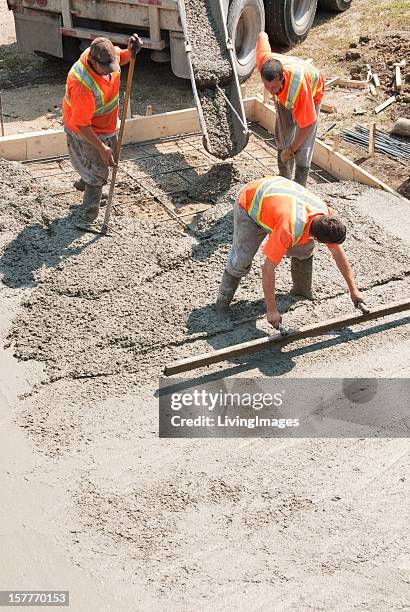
[63,34,142,223]
[256,32,324,187]
[215,176,364,328]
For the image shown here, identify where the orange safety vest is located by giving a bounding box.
[63,49,121,133]
[240,176,331,246]
[271,53,321,111]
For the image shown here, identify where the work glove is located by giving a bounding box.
[280,147,295,164]
[128,34,143,55]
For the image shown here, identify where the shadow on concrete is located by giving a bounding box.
[0,207,98,288]
[158,314,410,397]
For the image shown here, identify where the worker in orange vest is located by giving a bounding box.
[63,34,142,223]
[256,32,324,187]
[216,176,364,328]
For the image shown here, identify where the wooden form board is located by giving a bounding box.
[0,96,404,201]
[0,98,256,162]
[252,96,406,201]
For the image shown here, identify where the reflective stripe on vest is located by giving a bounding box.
[247,178,328,245]
[65,59,120,117]
[272,54,320,110]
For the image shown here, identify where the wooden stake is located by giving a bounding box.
[0,91,4,138]
[333,132,341,152]
[163,299,410,375]
[374,96,396,114]
[372,73,380,88]
[368,122,376,156]
[369,83,377,97]
[321,103,336,114]
[395,65,402,92]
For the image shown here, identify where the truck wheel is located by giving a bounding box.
[319,0,352,11]
[265,0,318,47]
[228,0,265,82]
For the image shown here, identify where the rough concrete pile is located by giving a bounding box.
[185,0,239,159]
[1,156,409,388]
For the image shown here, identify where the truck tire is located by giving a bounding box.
[265,0,318,47]
[319,0,352,11]
[228,0,265,82]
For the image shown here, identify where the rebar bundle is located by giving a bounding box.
[341,124,410,161]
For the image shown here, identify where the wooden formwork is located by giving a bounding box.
[0,96,405,200]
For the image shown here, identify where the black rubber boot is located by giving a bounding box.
[215,271,241,311]
[277,149,293,180]
[82,184,102,222]
[295,166,309,187]
[291,256,314,300]
[73,178,86,192]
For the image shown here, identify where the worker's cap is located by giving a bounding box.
[89,37,120,74]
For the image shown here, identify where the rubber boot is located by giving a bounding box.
[215,271,241,311]
[291,256,314,300]
[295,166,309,187]
[73,178,86,192]
[82,184,102,223]
[277,149,293,180]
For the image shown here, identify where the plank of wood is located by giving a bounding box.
[337,79,369,89]
[0,98,257,161]
[321,103,336,114]
[368,122,376,156]
[372,73,380,88]
[325,77,340,87]
[163,299,410,375]
[374,96,396,114]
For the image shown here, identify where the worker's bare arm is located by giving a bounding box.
[262,258,282,328]
[77,125,115,166]
[330,245,364,306]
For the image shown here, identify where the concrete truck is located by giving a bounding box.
[6,0,353,81]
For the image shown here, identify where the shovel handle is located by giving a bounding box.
[102,54,136,233]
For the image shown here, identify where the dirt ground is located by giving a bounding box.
[1,1,410,610]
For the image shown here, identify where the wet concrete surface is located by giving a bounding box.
[1,151,409,392]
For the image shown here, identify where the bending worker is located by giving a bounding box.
[256,32,324,187]
[63,34,142,223]
[216,176,364,328]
